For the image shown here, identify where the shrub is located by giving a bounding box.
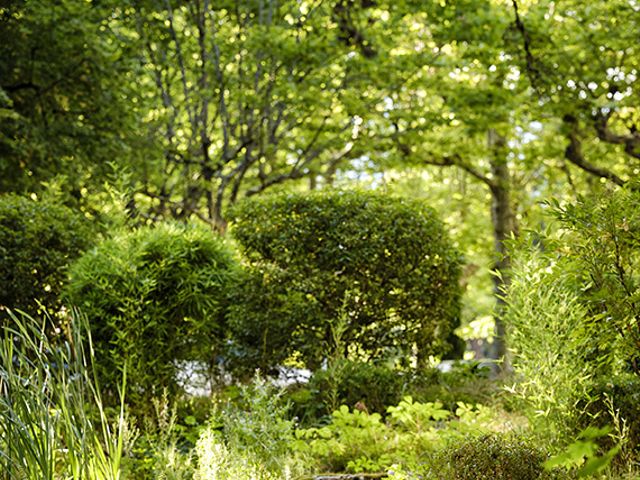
[579,375,640,464]
[228,190,462,372]
[0,194,94,318]
[504,243,592,439]
[65,222,238,407]
[550,187,640,373]
[506,186,640,440]
[195,376,304,480]
[444,433,549,480]
[293,360,406,420]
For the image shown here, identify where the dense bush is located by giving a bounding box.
[445,433,549,480]
[0,194,93,318]
[228,190,462,372]
[293,360,406,420]
[550,187,640,374]
[504,244,592,438]
[66,222,238,406]
[579,375,640,463]
[506,186,640,440]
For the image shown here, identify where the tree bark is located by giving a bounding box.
[487,129,517,363]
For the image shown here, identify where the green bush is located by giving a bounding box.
[292,360,406,421]
[66,222,238,407]
[228,190,462,372]
[0,194,93,318]
[445,433,549,480]
[504,243,592,438]
[407,362,503,412]
[195,376,305,480]
[506,186,640,440]
[579,375,640,464]
[550,187,640,374]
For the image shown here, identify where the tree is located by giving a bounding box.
[118,0,379,230]
[0,0,146,195]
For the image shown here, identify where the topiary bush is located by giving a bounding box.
[227,190,462,372]
[0,194,94,319]
[65,222,238,407]
[444,433,550,480]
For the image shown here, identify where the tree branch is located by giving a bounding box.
[564,115,626,187]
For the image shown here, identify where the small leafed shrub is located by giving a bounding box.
[228,190,462,372]
[0,194,94,318]
[66,222,238,408]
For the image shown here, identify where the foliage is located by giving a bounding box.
[0,194,94,319]
[504,239,593,438]
[195,376,304,480]
[65,222,238,407]
[294,396,507,475]
[550,188,640,374]
[578,376,640,469]
[0,0,146,194]
[228,190,462,371]
[506,187,640,442]
[545,426,620,479]
[0,310,132,480]
[444,433,551,480]
[304,360,405,418]
[406,362,504,413]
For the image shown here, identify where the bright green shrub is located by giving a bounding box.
[550,188,640,373]
[0,194,93,318]
[445,433,549,480]
[66,222,238,406]
[294,397,504,475]
[504,245,592,438]
[228,190,462,371]
[506,187,640,441]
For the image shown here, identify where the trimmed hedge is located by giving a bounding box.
[228,190,462,372]
[0,194,93,318]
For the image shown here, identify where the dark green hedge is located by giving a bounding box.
[0,194,93,319]
[228,190,462,372]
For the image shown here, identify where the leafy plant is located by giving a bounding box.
[544,426,620,478]
[228,189,462,371]
[65,222,238,408]
[0,309,132,480]
[504,237,593,439]
[195,375,304,479]
[0,194,94,319]
[294,396,504,475]
[445,433,550,480]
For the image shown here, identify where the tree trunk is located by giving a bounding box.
[487,129,517,363]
